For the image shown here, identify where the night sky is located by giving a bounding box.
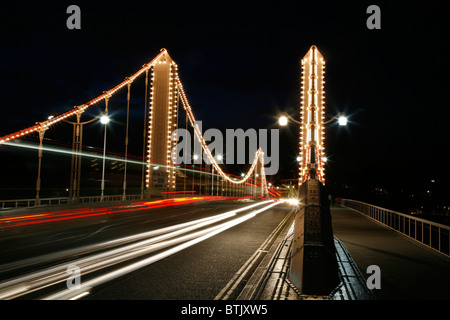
[0,1,449,212]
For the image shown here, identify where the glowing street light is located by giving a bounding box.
[100,113,110,201]
[278,116,288,126]
[338,115,348,126]
[324,112,347,126]
[278,113,301,126]
[100,114,110,125]
[279,112,347,126]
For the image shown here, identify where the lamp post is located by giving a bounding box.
[100,112,110,202]
[279,111,347,174]
[241,173,245,197]
[211,165,214,196]
[123,82,131,201]
[63,109,104,204]
[279,112,347,126]
[193,154,198,193]
[216,154,222,197]
[34,127,48,206]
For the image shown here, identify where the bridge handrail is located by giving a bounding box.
[0,194,143,210]
[341,199,450,257]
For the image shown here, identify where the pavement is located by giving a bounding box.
[242,205,450,300]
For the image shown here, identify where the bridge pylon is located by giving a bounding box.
[288,46,340,296]
[145,50,179,197]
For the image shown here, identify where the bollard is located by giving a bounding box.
[289,179,340,295]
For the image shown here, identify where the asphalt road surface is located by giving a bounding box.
[0,198,292,300]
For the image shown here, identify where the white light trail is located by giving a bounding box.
[0,201,275,300]
[42,200,279,300]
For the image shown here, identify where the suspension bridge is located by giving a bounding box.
[0,48,273,206]
[0,47,449,302]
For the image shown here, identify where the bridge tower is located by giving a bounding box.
[145,49,179,195]
[299,45,326,186]
[289,45,340,296]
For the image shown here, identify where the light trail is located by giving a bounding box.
[0,196,226,230]
[0,202,261,274]
[43,200,279,300]
[0,200,277,299]
[1,140,244,179]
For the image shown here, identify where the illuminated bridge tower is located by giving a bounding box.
[290,45,339,296]
[299,45,326,186]
[145,50,179,194]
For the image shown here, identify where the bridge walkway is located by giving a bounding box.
[331,205,450,300]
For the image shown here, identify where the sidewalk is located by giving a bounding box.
[239,204,450,300]
[331,205,450,300]
[238,206,373,300]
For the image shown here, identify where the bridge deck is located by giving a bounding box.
[332,205,450,300]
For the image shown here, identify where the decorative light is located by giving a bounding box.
[299,45,326,185]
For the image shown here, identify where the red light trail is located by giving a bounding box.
[0,196,230,230]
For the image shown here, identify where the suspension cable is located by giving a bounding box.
[0,49,169,145]
[176,76,267,188]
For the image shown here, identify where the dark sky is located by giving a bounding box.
[1,1,449,202]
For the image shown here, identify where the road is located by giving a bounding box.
[0,197,292,300]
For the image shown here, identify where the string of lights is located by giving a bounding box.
[176,75,268,193]
[0,48,269,196]
[299,45,326,186]
[0,49,169,145]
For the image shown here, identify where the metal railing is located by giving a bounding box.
[341,199,450,257]
[0,194,144,210]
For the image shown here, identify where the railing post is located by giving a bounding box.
[35,128,47,206]
[438,227,441,252]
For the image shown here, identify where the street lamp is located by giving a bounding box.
[338,115,348,126]
[100,113,110,201]
[325,112,347,125]
[278,116,288,126]
[215,155,223,196]
[193,154,199,193]
[278,113,300,126]
[63,111,104,203]
[278,112,347,126]
[100,114,110,125]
